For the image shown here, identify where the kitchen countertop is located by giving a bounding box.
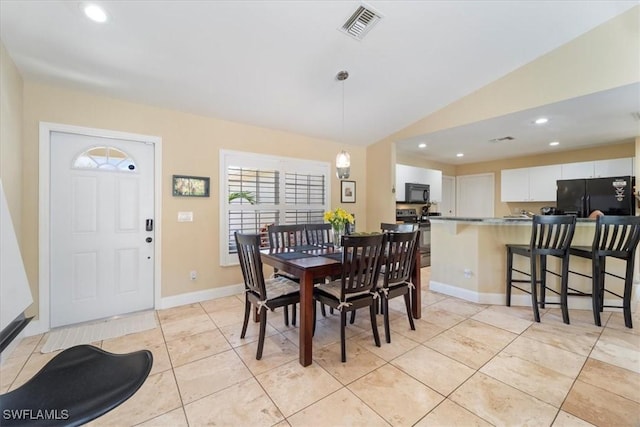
[429,216,595,224]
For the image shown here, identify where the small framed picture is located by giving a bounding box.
[341,180,356,203]
[172,175,210,197]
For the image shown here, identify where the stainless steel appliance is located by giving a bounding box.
[395,208,430,267]
[556,176,635,217]
[405,183,430,204]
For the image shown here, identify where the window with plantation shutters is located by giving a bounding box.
[220,150,330,265]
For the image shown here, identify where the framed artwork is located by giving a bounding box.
[341,180,356,203]
[172,175,210,197]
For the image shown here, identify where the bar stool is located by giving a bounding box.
[569,216,640,328]
[506,215,576,323]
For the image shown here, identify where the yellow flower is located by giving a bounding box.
[324,207,354,228]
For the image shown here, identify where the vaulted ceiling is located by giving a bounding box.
[1,1,637,163]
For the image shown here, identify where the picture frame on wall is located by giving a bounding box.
[341,180,356,203]
[172,175,210,197]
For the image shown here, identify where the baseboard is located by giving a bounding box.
[429,280,635,311]
[159,283,244,309]
[23,283,245,338]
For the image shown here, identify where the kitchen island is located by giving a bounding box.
[428,217,636,310]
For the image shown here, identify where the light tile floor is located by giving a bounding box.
[2,268,639,426]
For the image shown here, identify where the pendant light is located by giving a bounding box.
[336,70,350,179]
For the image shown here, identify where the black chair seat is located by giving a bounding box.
[0,345,153,427]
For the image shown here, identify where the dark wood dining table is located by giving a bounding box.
[260,243,422,366]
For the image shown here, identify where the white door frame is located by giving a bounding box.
[30,122,162,335]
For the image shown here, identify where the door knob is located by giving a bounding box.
[146,237,153,243]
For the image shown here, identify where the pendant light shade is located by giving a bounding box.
[336,150,350,179]
[336,70,350,179]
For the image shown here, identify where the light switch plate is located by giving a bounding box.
[178,211,193,222]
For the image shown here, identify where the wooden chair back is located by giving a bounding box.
[340,234,386,299]
[529,215,576,256]
[267,224,306,248]
[382,230,418,286]
[592,215,640,259]
[234,232,267,300]
[381,222,418,232]
[305,223,332,245]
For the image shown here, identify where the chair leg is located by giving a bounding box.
[506,248,513,306]
[560,255,570,325]
[283,305,289,326]
[370,303,381,348]
[349,310,356,324]
[599,258,607,313]
[240,298,251,338]
[383,297,391,344]
[530,255,541,322]
[312,300,317,336]
[403,292,415,331]
[623,259,634,328]
[592,256,602,327]
[320,303,327,317]
[539,255,547,309]
[256,308,268,360]
[292,303,297,326]
[340,311,347,363]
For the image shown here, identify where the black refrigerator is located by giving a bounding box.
[556,176,635,217]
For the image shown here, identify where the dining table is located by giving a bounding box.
[260,242,422,367]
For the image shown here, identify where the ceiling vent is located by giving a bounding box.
[339,4,382,40]
[488,136,515,143]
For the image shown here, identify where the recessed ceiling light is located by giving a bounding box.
[549,141,560,146]
[534,117,549,125]
[83,3,108,23]
[456,153,464,157]
[418,143,427,149]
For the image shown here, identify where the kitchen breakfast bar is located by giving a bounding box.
[428,217,636,311]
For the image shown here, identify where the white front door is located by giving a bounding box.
[50,131,155,327]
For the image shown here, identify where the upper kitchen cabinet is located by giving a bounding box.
[395,164,442,202]
[501,165,561,202]
[561,157,634,179]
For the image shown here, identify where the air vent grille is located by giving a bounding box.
[340,4,382,40]
[488,136,515,143]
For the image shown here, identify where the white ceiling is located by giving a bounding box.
[1,1,638,163]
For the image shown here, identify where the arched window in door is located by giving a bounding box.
[73,146,137,172]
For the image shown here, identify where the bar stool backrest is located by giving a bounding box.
[592,216,640,259]
[530,215,576,256]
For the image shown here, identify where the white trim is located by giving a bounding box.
[430,280,639,310]
[38,122,162,334]
[160,283,244,309]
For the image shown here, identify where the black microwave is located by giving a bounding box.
[405,183,430,203]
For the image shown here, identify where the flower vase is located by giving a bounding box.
[332,224,344,246]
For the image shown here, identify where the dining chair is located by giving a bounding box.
[305,222,336,316]
[305,222,333,246]
[267,224,307,326]
[0,345,152,426]
[381,222,418,232]
[569,215,640,328]
[235,232,300,359]
[505,215,577,323]
[313,233,386,362]
[377,230,419,343]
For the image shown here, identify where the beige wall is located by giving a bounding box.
[21,81,366,316]
[0,42,24,241]
[366,6,640,225]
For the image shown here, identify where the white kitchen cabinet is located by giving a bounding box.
[561,157,633,179]
[501,168,529,202]
[594,157,633,177]
[395,164,442,202]
[529,165,562,201]
[501,165,561,202]
[561,161,594,179]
